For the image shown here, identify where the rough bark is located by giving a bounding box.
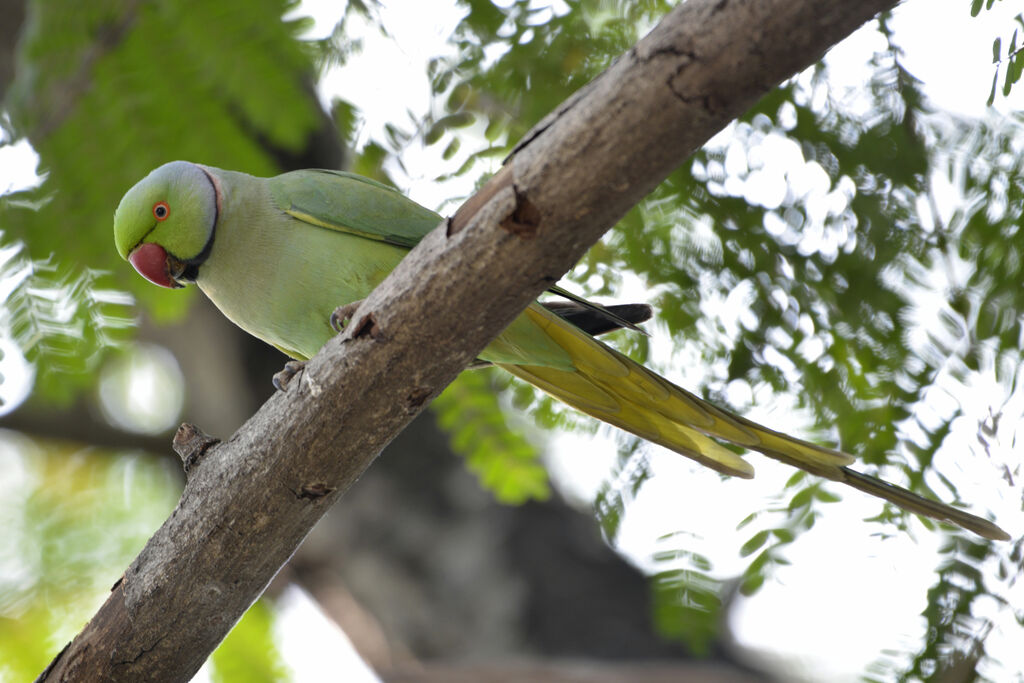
[37,1,899,680]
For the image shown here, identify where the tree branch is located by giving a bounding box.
[380,661,772,683]
[0,403,173,456]
[39,1,899,680]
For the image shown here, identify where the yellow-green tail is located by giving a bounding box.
[498,306,1008,541]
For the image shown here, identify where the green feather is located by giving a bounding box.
[269,169,440,249]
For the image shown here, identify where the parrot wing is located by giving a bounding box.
[268,169,443,249]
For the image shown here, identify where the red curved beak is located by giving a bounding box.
[128,243,180,289]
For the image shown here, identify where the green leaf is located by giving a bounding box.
[433,371,549,504]
[736,511,759,530]
[788,486,814,512]
[442,137,461,161]
[739,530,770,558]
[424,112,475,145]
[740,572,765,596]
[651,569,722,654]
[210,600,289,683]
[815,488,842,504]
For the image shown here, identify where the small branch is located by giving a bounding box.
[38,1,899,680]
[379,661,773,683]
[172,423,220,474]
[0,405,172,456]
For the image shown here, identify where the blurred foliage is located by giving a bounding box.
[973,0,1024,103]
[594,437,649,544]
[0,0,1022,679]
[986,16,1024,105]
[650,537,721,657]
[0,230,135,405]
[424,0,673,193]
[411,3,1023,674]
[902,535,1022,682]
[0,436,180,679]
[0,436,286,681]
[209,600,290,683]
[434,369,550,503]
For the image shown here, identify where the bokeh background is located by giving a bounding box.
[1,0,1024,680]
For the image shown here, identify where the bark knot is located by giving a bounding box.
[297,482,334,500]
[351,312,382,339]
[500,186,541,237]
[406,386,433,411]
[173,423,221,474]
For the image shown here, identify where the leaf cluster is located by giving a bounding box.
[973,1,1024,103]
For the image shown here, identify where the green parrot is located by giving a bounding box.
[113,161,1009,541]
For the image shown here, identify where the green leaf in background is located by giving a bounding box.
[651,564,722,656]
[0,233,135,404]
[210,599,290,683]
[434,370,550,504]
[983,10,1024,101]
[0,435,180,680]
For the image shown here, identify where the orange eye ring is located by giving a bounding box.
[153,201,170,221]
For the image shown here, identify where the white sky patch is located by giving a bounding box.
[0,337,34,415]
[306,2,476,210]
[275,584,380,683]
[0,137,43,195]
[826,0,1024,118]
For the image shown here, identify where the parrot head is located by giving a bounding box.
[113,161,219,288]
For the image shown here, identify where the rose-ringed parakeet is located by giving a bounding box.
[113,161,1009,541]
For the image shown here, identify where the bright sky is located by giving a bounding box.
[2,1,1023,681]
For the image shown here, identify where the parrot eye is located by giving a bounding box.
[153,201,170,221]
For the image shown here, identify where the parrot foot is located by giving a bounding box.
[330,300,364,333]
[273,360,306,392]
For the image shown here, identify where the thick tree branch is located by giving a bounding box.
[39,1,899,680]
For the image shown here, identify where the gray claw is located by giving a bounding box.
[330,300,363,333]
[273,360,306,392]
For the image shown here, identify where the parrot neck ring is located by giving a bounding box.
[171,230,215,284]
[175,165,221,283]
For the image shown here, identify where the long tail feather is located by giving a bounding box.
[499,305,1008,541]
[837,468,1008,541]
